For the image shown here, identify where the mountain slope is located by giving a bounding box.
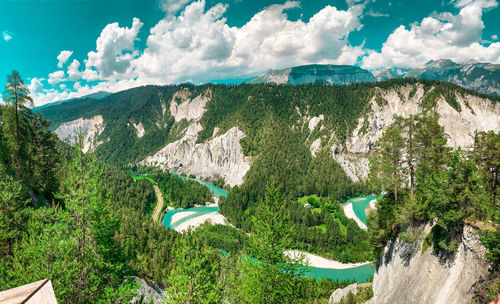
[39,80,500,186]
[247,64,376,85]
[403,59,500,96]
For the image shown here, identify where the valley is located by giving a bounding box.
[1,72,498,303]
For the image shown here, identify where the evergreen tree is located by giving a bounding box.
[472,131,499,218]
[236,184,308,304]
[164,235,222,304]
[2,71,32,178]
[369,119,406,202]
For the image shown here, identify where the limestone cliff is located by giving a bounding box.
[140,125,250,187]
[367,224,491,304]
[54,115,105,153]
[139,89,250,186]
[332,84,500,181]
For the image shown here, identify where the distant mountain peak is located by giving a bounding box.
[247,64,375,85]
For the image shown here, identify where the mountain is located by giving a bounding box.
[39,79,500,187]
[247,64,376,85]
[33,91,111,111]
[371,67,408,81]
[32,79,500,303]
[403,59,500,96]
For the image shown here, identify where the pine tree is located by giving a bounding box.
[236,184,308,304]
[2,71,32,178]
[164,235,222,304]
[369,119,406,202]
[471,131,499,217]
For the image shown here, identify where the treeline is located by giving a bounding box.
[1,71,358,303]
[367,113,499,300]
[153,171,213,208]
[220,124,370,262]
[288,198,374,262]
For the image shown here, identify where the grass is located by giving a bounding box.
[132,175,155,183]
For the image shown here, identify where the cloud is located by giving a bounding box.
[67,59,83,81]
[362,0,500,69]
[367,10,389,17]
[2,31,13,42]
[57,50,73,68]
[84,17,143,79]
[134,0,364,84]
[160,0,194,14]
[492,34,498,40]
[47,71,65,86]
[32,0,365,105]
[28,78,43,93]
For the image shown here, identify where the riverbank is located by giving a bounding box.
[285,250,372,270]
[343,202,367,230]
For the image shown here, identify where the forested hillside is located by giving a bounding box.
[38,78,500,264]
[2,71,364,303]
[3,70,498,303]
[366,114,499,302]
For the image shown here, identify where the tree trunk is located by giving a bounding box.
[14,96,22,179]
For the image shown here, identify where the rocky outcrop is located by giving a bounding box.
[169,89,210,122]
[140,125,251,186]
[328,283,359,304]
[333,85,500,181]
[248,64,376,85]
[133,122,145,138]
[54,115,105,153]
[141,87,250,186]
[405,59,500,96]
[367,224,491,304]
[131,277,166,304]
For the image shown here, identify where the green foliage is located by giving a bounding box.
[194,223,248,253]
[421,229,433,255]
[235,185,309,304]
[480,229,500,272]
[368,113,497,261]
[164,234,222,304]
[153,171,213,208]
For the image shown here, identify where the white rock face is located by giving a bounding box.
[328,283,359,304]
[141,126,251,186]
[310,138,322,156]
[367,224,491,304]
[131,277,166,304]
[54,115,105,153]
[169,89,210,122]
[141,88,250,186]
[334,85,500,181]
[308,114,324,132]
[133,122,145,138]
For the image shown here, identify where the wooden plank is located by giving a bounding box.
[0,279,57,304]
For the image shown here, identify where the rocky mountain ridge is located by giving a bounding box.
[250,60,500,96]
[41,80,499,186]
[247,64,376,85]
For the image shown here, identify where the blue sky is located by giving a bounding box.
[1,0,499,106]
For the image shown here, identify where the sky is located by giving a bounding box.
[0,0,499,106]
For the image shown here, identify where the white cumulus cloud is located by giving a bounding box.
[362,0,500,69]
[47,70,65,86]
[84,17,143,79]
[133,0,364,84]
[57,50,73,68]
[67,59,83,81]
[28,78,44,93]
[30,1,366,106]
[160,0,194,14]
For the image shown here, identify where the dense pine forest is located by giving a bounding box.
[0,72,359,303]
[1,71,499,303]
